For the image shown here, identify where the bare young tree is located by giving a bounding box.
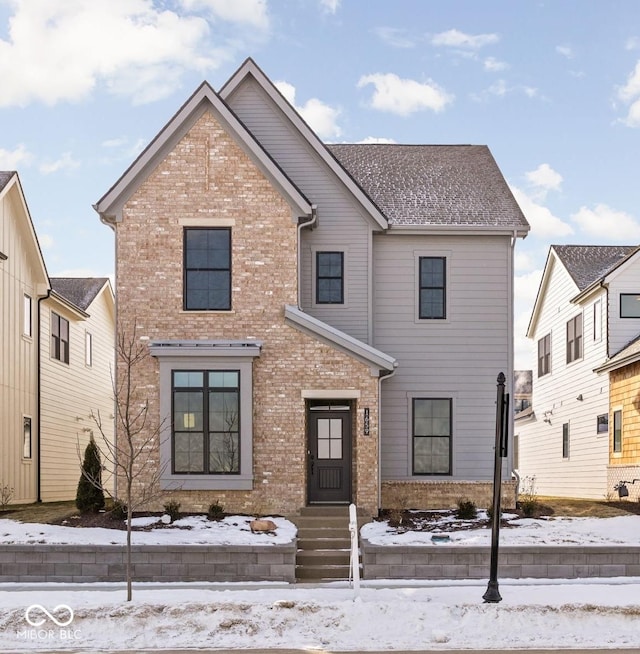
[89,322,173,601]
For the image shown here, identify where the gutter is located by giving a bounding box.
[297,205,317,308]
[377,366,397,513]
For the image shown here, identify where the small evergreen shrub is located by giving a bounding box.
[207,500,224,521]
[76,437,105,513]
[456,498,477,520]
[163,500,181,522]
[110,500,127,521]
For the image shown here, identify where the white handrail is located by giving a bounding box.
[348,502,360,597]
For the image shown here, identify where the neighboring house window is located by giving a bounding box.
[316,251,344,304]
[596,414,608,434]
[514,398,530,413]
[419,257,446,319]
[562,423,570,459]
[537,333,551,377]
[23,417,32,459]
[85,332,93,367]
[566,314,582,364]
[412,398,452,475]
[51,312,70,364]
[23,294,32,337]
[172,370,240,474]
[593,299,602,341]
[184,228,231,311]
[613,409,622,453]
[619,294,640,318]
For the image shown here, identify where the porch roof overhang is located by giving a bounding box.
[149,339,262,358]
[284,304,397,375]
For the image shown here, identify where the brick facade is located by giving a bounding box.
[116,109,380,516]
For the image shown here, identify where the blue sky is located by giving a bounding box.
[1,0,640,369]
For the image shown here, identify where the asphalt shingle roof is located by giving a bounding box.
[0,171,15,192]
[50,277,109,311]
[553,245,639,292]
[327,144,529,228]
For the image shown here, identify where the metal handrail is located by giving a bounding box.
[348,503,360,597]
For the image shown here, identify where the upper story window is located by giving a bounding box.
[23,294,32,338]
[593,299,602,341]
[85,332,93,367]
[316,251,344,304]
[619,294,640,318]
[23,416,32,459]
[412,397,452,475]
[566,314,582,364]
[51,312,69,364]
[419,256,446,319]
[184,228,231,311]
[537,333,551,377]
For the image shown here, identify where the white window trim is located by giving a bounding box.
[612,406,623,458]
[85,331,93,367]
[413,250,451,324]
[593,299,602,342]
[311,245,349,308]
[23,294,32,339]
[23,415,32,460]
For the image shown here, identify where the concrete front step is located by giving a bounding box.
[298,505,352,517]
[296,549,351,567]
[297,537,352,550]
[296,565,353,580]
[296,527,350,540]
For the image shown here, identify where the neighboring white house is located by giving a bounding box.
[40,278,115,501]
[0,171,49,504]
[516,244,640,499]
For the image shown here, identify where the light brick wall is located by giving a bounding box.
[116,109,379,516]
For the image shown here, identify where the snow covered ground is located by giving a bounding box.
[0,513,639,651]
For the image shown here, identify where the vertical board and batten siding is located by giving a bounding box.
[516,258,610,499]
[0,185,42,503]
[373,233,511,481]
[39,289,115,501]
[225,78,372,343]
[606,257,640,356]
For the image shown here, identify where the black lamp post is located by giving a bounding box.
[483,372,509,603]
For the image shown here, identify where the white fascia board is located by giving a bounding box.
[284,304,396,373]
[220,59,388,231]
[388,224,529,237]
[94,82,312,225]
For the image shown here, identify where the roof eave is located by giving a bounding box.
[388,224,529,236]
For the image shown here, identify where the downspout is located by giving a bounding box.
[508,230,516,488]
[36,288,52,503]
[297,205,317,308]
[377,365,397,513]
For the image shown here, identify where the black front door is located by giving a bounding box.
[307,409,352,503]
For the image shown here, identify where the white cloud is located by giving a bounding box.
[514,250,535,272]
[39,152,81,175]
[525,163,563,194]
[484,57,508,72]
[0,0,267,107]
[38,234,55,249]
[373,27,415,48]
[180,0,269,30]
[618,61,640,126]
[0,143,34,169]
[571,203,640,239]
[472,81,540,102]
[357,136,397,144]
[357,73,453,116]
[626,37,640,51]
[319,0,340,14]
[431,29,499,49]
[274,81,342,139]
[511,186,573,238]
[514,269,543,368]
[556,45,574,59]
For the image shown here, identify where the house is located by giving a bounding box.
[514,370,532,415]
[0,171,49,504]
[39,277,115,501]
[516,244,640,500]
[94,58,529,516]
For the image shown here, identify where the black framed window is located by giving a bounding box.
[620,294,640,318]
[613,409,622,453]
[566,314,582,364]
[596,414,609,434]
[419,257,446,319]
[316,251,344,304]
[172,370,240,474]
[51,312,69,364]
[562,422,570,459]
[23,417,32,459]
[538,333,551,376]
[184,228,231,311]
[412,398,452,475]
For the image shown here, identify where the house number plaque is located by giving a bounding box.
[363,407,370,435]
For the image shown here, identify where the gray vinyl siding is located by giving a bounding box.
[607,257,640,356]
[225,78,372,343]
[374,233,512,481]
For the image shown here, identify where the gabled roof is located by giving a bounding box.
[0,171,14,191]
[595,332,640,374]
[50,277,111,312]
[94,81,312,225]
[328,144,529,232]
[553,245,638,292]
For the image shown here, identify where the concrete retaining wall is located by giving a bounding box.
[0,543,296,583]
[362,539,640,580]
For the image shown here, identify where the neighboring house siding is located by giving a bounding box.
[374,233,511,481]
[518,259,609,499]
[609,363,640,466]
[0,179,44,504]
[40,290,115,501]
[224,77,373,343]
[607,259,640,356]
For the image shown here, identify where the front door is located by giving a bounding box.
[307,408,352,504]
